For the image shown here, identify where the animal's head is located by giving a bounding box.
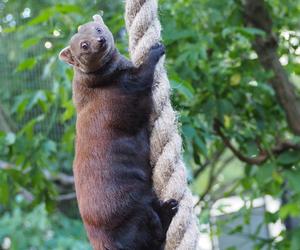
[59,15,115,73]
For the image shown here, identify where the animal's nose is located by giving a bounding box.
[97,37,106,46]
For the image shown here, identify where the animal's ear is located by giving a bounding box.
[59,46,76,66]
[93,14,104,25]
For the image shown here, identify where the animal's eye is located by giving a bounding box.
[95,27,102,33]
[81,42,89,50]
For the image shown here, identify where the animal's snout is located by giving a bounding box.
[97,37,106,46]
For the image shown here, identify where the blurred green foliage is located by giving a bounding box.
[0,204,90,249]
[1,0,300,249]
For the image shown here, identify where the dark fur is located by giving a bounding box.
[59,18,178,250]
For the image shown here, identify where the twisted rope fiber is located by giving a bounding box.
[125,1,200,249]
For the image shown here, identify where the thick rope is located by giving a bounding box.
[125,1,200,249]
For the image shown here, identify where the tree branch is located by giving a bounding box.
[0,161,75,203]
[211,178,240,202]
[43,170,74,185]
[0,161,74,185]
[213,119,300,165]
[243,0,300,135]
[55,192,76,201]
[193,147,225,179]
[195,153,233,206]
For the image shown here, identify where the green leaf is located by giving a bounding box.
[230,74,241,86]
[279,203,300,219]
[265,211,278,224]
[20,115,45,138]
[222,27,235,38]
[22,37,40,49]
[42,140,57,154]
[222,27,265,39]
[0,174,9,205]
[55,4,82,14]
[27,90,47,110]
[218,99,235,116]
[228,225,243,234]
[284,170,300,192]
[16,58,37,72]
[27,9,54,26]
[164,28,196,45]
[255,163,274,185]
[171,79,195,99]
[237,27,266,37]
[291,229,300,250]
[61,102,75,122]
[277,151,300,165]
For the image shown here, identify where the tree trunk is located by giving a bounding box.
[243,0,300,136]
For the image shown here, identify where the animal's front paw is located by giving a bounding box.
[150,43,165,57]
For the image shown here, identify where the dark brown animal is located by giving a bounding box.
[59,15,178,250]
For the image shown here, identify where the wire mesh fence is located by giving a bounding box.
[0,29,64,140]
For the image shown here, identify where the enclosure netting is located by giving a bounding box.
[0,30,63,140]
